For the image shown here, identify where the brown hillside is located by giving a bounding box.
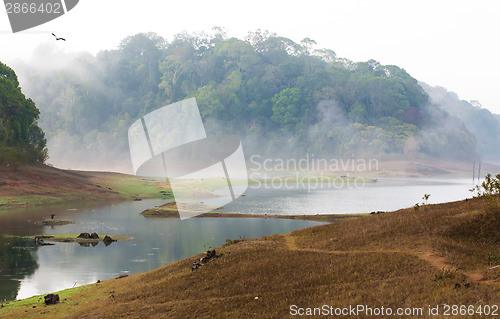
[0,164,153,207]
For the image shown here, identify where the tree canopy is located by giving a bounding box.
[15,30,482,170]
[0,62,47,164]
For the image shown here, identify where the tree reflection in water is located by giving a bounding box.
[0,236,39,302]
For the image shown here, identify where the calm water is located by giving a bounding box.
[0,200,324,301]
[0,177,475,301]
[218,177,475,214]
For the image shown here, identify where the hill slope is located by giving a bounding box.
[0,164,168,208]
[1,196,498,318]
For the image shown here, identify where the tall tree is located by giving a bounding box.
[0,61,47,164]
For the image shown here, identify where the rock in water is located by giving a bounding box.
[90,232,99,239]
[103,235,116,246]
[44,294,60,305]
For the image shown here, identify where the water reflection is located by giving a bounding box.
[0,236,38,302]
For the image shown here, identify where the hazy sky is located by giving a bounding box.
[1,0,499,113]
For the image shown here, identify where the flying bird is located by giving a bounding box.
[52,33,65,41]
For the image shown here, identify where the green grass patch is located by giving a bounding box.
[90,174,172,199]
[1,285,88,309]
[0,195,66,207]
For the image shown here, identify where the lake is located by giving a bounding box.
[0,177,476,301]
[0,199,324,301]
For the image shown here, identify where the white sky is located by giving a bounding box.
[1,0,499,113]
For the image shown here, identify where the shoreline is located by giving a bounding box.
[2,158,494,210]
[141,206,367,223]
[0,195,498,317]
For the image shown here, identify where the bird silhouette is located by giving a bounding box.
[52,33,65,41]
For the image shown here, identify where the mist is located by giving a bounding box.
[5,31,497,175]
[421,82,500,161]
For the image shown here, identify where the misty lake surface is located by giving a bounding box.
[0,177,476,301]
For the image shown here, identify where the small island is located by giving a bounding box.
[140,201,222,218]
[140,201,365,222]
[37,219,75,226]
[30,233,131,245]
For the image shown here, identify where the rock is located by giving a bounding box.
[206,249,217,259]
[77,232,90,239]
[116,274,128,279]
[192,260,201,271]
[90,232,99,239]
[44,294,60,305]
[103,235,116,246]
[192,249,219,270]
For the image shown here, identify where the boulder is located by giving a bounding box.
[77,233,91,239]
[44,294,59,305]
[90,232,99,239]
[103,235,116,246]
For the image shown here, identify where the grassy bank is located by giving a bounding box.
[0,164,172,209]
[1,196,498,318]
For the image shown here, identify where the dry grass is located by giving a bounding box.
[1,197,499,318]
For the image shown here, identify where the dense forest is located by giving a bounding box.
[10,30,498,171]
[0,62,47,164]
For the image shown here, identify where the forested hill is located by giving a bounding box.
[12,30,493,171]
